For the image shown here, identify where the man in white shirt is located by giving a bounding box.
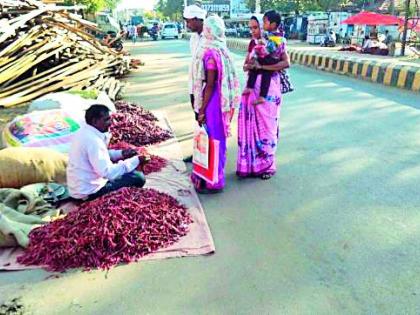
[67,105,146,200]
[129,24,137,43]
[183,4,207,117]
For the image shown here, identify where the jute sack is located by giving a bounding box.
[0,232,16,248]
[0,147,67,188]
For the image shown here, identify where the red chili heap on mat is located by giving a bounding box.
[141,155,168,175]
[110,101,172,146]
[109,141,168,175]
[115,101,158,122]
[17,188,193,272]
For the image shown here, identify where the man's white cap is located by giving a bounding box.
[183,5,207,20]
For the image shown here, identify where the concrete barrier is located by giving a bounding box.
[287,50,420,93]
[183,34,420,93]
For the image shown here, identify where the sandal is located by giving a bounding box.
[261,173,272,180]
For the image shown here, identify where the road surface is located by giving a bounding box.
[1,39,420,315]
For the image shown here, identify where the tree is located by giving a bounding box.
[245,0,352,14]
[64,0,121,13]
[156,0,184,20]
[144,10,165,21]
[246,0,256,12]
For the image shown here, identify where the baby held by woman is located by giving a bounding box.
[243,10,284,104]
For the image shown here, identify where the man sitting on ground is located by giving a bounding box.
[67,105,147,200]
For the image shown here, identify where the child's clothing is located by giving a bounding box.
[246,31,284,99]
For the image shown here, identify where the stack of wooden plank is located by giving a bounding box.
[0,0,128,108]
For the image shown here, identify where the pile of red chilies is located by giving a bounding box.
[114,101,158,122]
[110,101,172,146]
[17,188,193,272]
[142,156,168,175]
[109,141,168,175]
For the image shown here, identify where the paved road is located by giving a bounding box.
[1,39,420,315]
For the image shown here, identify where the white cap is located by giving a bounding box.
[183,5,207,20]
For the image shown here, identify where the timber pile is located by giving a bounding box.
[0,0,128,108]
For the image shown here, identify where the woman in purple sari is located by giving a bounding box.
[191,15,241,193]
[236,14,290,180]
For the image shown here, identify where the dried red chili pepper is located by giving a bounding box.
[109,142,168,175]
[17,188,193,272]
[110,101,172,146]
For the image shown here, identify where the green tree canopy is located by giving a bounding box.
[246,0,413,14]
[64,0,121,13]
[156,0,184,20]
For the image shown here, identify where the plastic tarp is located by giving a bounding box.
[2,109,83,153]
[3,91,116,153]
[341,12,400,25]
[28,91,116,113]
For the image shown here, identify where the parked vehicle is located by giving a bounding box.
[161,23,179,39]
[146,20,160,32]
[307,13,329,44]
[131,15,144,26]
[96,13,120,34]
[237,26,250,38]
[225,26,238,37]
[320,37,336,47]
[150,23,159,41]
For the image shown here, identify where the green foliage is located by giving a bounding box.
[156,0,184,20]
[64,0,121,13]
[144,11,155,20]
[245,0,360,14]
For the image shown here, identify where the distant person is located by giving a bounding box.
[336,28,343,43]
[183,4,207,119]
[278,21,285,37]
[329,30,336,43]
[384,30,393,45]
[137,24,143,41]
[124,25,129,40]
[343,32,351,45]
[129,24,137,43]
[362,35,372,50]
[370,26,378,40]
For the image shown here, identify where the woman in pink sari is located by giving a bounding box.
[236,14,290,180]
[191,15,241,193]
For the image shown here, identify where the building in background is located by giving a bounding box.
[230,0,251,19]
[188,0,251,18]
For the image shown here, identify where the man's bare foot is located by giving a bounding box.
[253,96,265,105]
[242,88,252,95]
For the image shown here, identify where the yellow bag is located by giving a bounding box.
[0,148,67,188]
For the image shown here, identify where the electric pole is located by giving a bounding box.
[401,0,411,56]
[255,0,261,13]
[390,0,395,15]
